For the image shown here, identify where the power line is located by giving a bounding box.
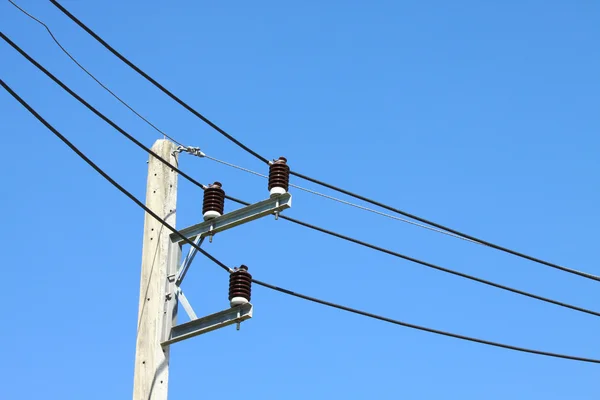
[224,195,600,318]
[48,0,599,282]
[9,0,574,277]
[196,151,479,244]
[0,32,204,191]
[0,79,228,273]
[3,79,597,364]
[250,279,600,364]
[48,0,268,165]
[7,0,184,146]
[5,32,597,319]
[286,170,600,282]
[21,0,600,289]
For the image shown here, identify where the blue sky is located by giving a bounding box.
[1,1,599,398]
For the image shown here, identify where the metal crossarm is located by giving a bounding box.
[160,193,291,349]
[170,193,292,243]
[162,303,253,346]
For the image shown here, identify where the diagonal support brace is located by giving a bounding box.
[176,235,204,285]
[175,287,197,320]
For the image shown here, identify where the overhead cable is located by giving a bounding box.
[0,79,226,273]
[3,80,597,364]
[7,0,183,146]
[0,32,204,190]
[49,0,268,164]
[191,151,479,244]
[225,195,600,318]
[4,32,597,318]
[250,278,600,364]
[49,0,599,282]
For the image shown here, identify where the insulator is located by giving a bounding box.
[203,182,225,221]
[268,156,290,197]
[229,265,252,306]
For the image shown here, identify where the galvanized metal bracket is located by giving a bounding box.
[175,286,197,320]
[162,303,253,346]
[176,235,204,286]
[162,193,291,347]
[170,193,292,244]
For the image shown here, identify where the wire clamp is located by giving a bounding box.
[187,147,205,157]
[173,145,206,158]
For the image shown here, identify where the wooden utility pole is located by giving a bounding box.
[133,140,178,400]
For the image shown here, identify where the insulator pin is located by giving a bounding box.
[268,157,290,197]
[203,182,225,220]
[229,265,252,307]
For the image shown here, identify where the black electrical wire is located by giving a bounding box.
[48,0,268,165]
[0,32,204,191]
[0,79,227,273]
[196,242,600,364]
[7,0,474,247]
[11,0,595,293]
[250,279,600,364]
[7,0,183,146]
[5,78,598,364]
[224,196,600,318]
[48,0,599,282]
[287,170,600,282]
[10,81,600,362]
[5,32,598,319]
[7,2,464,249]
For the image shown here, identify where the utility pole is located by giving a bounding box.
[133,139,178,400]
[132,142,291,399]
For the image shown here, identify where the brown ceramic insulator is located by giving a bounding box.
[268,157,290,192]
[203,182,225,215]
[228,265,252,302]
